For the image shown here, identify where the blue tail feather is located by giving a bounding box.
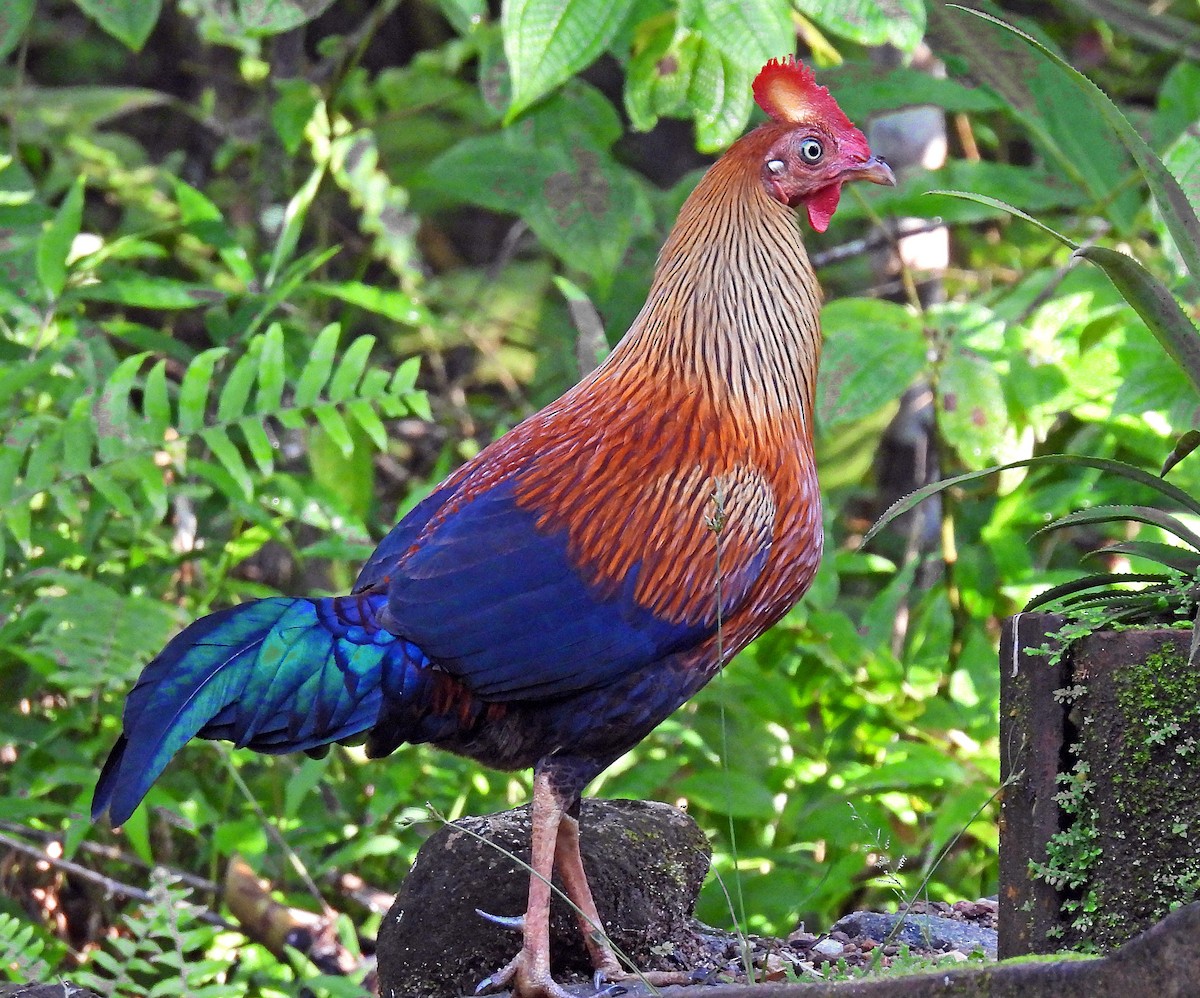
[92,593,422,826]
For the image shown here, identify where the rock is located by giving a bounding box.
[810,938,844,960]
[0,988,102,998]
[376,799,711,998]
[831,910,998,959]
[655,901,1200,997]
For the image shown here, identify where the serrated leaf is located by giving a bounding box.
[795,0,925,51]
[957,6,1200,280]
[502,0,635,121]
[865,455,1200,547]
[177,347,229,435]
[74,0,162,50]
[294,324,340,406]
[687,37,753,153]
[0,0,34,61]
[699,0,792,69]
[36,175,84,299]
[1163,430,1200,479]
[328,335,375,402]
[427,85,647,285]
[625,23,701,132]
[818,299,926,427]
[234,0,337,35]
[1039,504,1200,551]
[936,190,1200,399]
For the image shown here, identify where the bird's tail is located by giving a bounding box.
[92,592,414,826]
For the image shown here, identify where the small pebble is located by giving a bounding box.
[811,938,845,960]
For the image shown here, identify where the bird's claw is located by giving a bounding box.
[475,907,527,931]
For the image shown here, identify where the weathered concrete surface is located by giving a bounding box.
[376,799,711,998]
[651,901,1200,998]
[997,612,1068,958]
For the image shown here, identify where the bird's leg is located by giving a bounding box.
[476,765,571,998]
[554,800,697,992]
[552,806,621,982]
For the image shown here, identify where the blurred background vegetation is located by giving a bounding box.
[1,0,1198,993]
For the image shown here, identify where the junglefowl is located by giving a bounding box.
[93,56,894,997]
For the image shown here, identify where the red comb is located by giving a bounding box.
[752,56,858,137]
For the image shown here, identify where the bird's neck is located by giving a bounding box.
[611,130,823,435]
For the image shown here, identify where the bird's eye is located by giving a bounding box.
[766,159,785,175]
[799,137,824,164]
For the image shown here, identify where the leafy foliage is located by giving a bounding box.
[1,0,1199,992]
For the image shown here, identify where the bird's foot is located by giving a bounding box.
[475,949,575,998]
[591,963,696,994]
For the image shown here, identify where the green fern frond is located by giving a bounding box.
[0,323,426,566]
[73,868,242,998]
[0,911,66,983]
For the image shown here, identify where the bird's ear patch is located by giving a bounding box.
[753,56,856,137]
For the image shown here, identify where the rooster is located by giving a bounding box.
[93,57,893,997]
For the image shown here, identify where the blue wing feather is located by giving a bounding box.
[362,478,714,701]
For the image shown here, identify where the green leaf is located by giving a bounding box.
[817,299,926,427]
[234,0,337,35]
[328,335,375,402]
[1038,504,1200,552]
[239,419,276,475]
[699,0,792,70]
[938,348,1008,470]
[686,36,754,153]
[36,176,84,299]
[202,428,252,497]
[308,281,433,325]
[264,162,326,290]
[173,178,254,285]
[216,351,259,423]
[502,0,634,121]
[794,0,926,51]
[1163,430,1200,479]
[0,0,33,61]
[936,190,1200,400]
[177,347,229,435]
[255,324,286,413]
[956,6,1200,281]
[73,0,162,50]
[294,324,341,406]
[428,85,649,286]
[73,274,218,310]
[625,23,702,132]
[141,360,172,438]
[97,352,150,446]
[865,455,1200,547]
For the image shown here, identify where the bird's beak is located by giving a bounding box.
[850,156,896,187]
